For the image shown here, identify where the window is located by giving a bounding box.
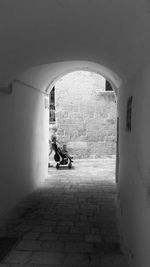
[49,86,55,124]
[105,80,113,91]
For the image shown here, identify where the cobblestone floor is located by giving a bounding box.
[0,158,129,266]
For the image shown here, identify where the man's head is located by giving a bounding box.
[62,144,67,151]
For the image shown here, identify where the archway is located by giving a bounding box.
[48,70,117,179]
[14,60,122,181]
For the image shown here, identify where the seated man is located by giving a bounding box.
[61,144,73,162]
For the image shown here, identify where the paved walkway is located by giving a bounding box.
[0,158,129,266]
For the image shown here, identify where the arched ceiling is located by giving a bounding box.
[17,61,122,94]
[0,0,150,85]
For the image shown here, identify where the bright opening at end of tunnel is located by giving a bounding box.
[48,70,117,181]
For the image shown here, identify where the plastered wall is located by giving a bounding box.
[0,0,149,85]
[0,81,49,217]
[118,62,150,267]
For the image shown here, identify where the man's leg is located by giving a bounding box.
[48,146,54,167]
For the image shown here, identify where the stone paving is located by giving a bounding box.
[0,158,129,266]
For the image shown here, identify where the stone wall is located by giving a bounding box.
[50,71,116,159]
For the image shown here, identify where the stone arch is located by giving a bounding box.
[45,63,122,97]
[17,60,122,180]
[17,60,123,97]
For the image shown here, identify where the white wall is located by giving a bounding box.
[0,81,49,217]
[118,62,150,267]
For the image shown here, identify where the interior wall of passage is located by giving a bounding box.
[118,61,150,267]
[0,81,49,216]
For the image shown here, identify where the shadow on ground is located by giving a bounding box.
[0,159,129,266]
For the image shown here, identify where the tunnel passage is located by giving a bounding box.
[0,60,124,265]
[0,1,150,266]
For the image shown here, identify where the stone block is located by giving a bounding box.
[73,149,88,159]
[91,228,100,234]
[14,224,31,232]
[90,254,101,266]
[85,234,102,243]
[0,264,11,267]
[55,225,70,233]
[69,112,83,121]
[57,129,65,136]
[59,234,83,243]
[86,110,95,119]
[3,251,32,264]
[101,255,128,267]
[63,253,89,267]
[86,132,100,142]
[38,233,58,241]
[30,252,66,265]
[67,142,87,149]
[78,128,87,137]
[65,242,94,253]
[15,240,41,251]
[70,226,90,234]
[107,118,116,125]
[41,241,66,252]
[71,105,79,112]
[32,225,52,233]
[69,130,79,141]
[23,232,40,240]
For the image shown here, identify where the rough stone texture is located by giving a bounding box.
[50,71,116,159]
[0,159,129,266]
